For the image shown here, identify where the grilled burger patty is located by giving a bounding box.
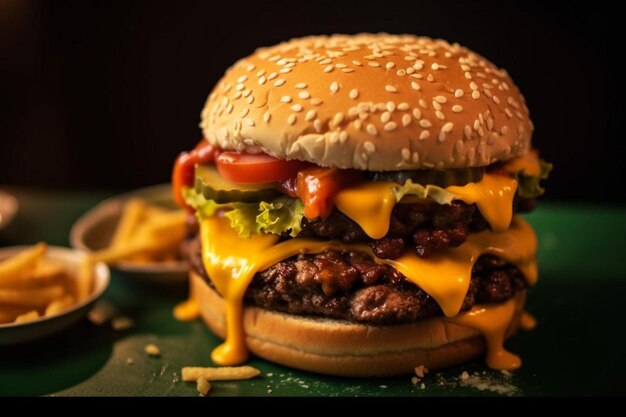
[184,236,528,325]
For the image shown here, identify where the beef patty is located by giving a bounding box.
[184,236,528,325]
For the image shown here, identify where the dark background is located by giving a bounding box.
[0,0,623,203]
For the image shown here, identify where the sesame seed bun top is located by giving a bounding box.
[200,34,533,170]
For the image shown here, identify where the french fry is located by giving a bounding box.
[0,285,65,307]
[0,259,65,289]
[14,310,39,323]
[45,295,75,316]
[110,199,146,249]
[0,305,30,324]
[181,366,261,382]
[76,258,94,302]
[0,243,47,285]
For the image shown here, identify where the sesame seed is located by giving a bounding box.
[411,81,420,91]
[419,119,432,128]
[268,72,277,80]
[397,102,410,111]
[281,95,292,103]
[396,69,406,76]
[386,62,395,69]
[406,67,415,74]
[412,108,422,119]
[305,110,317,121]
[287,114,297,125]
[240,108,249,117]
[381,112,391,123]
[263,112,271,123]
[432,101,442,110]
[279,68,291,74]
[311,98,323,106]
[313,119,323,132]
[385,85,397,93]
[427,74,434,82]
[384,121,397,131]
[256,69,266,77]
[368,61,380,67]
[419,130,430,140]
[232,91,242,100]
[295,83,308,89]
[242,89,252,97]
[402,148,411,160]
[412,151,420,163]
[452,105,463,113]
[470,82,478,90]
[333,112,344,125]
[442,122,454,133]
[472,90,480,99]
[226,103,233,114]
[483,89,493,98]
[237,75,248,83]
[386,101,395,112]
[299,91,311,99]
[435,111,445,120]
[291,104,303,112]
[324,65,334,73]
[274,78,286,87]
[244,118,255,126]
[438,131,446,142]
[335,63,347,69]
[247,64,255,72]
[504,108,513,118]
[366,124,378,136]
[330,82,339,93]
[349,89,359,99]
[431,63,440,70]
[492,95,500,104]
[364,141,376,153]
[319,58,332,65]
[500,126,509,134]
[402,114,412,126]
[246,95,254,104]
[339,131,349,143]
[434,95,447,104]
[341,68,354,73]
[352,60,362,66]
[236,84,245,91]
[464,125,472,139]
[464,72,472,79]
[454,89,464,98]
[258,76,266,85]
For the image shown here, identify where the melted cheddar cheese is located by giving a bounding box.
[333,173,518,239]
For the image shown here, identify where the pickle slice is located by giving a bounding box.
[194,164,280,203]
[369,167,484,187]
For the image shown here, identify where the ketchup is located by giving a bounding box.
[172,140,220,208]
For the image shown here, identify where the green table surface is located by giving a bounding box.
[0,187,625,396]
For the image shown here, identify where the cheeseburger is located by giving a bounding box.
[172,34,551,377]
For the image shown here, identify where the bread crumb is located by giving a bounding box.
[266,372,273,377]
[411,376,420,384]
[414,365,428,378]
[111,317,135,331]
[196,377,211,396]
[144,344,161,357]
[379,385,387,388]
[420,383,426,390]
[126,357,134,366]
[460,371,470,381]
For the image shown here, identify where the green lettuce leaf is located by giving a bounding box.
[391,180,457,205]
[515,160,553,198]
[183,187,305,238]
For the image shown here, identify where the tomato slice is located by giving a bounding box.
[296,168,365,219]
[172,140,220,207]
[216,152,312,183]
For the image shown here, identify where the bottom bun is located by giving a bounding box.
[190,271,525,377]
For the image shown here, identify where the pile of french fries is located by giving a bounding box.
[88,198,186,266]
[0,243,90,325]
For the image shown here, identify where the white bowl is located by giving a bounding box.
[69,183,188,284]
[0,246,110,346]
[0,191,18,231]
